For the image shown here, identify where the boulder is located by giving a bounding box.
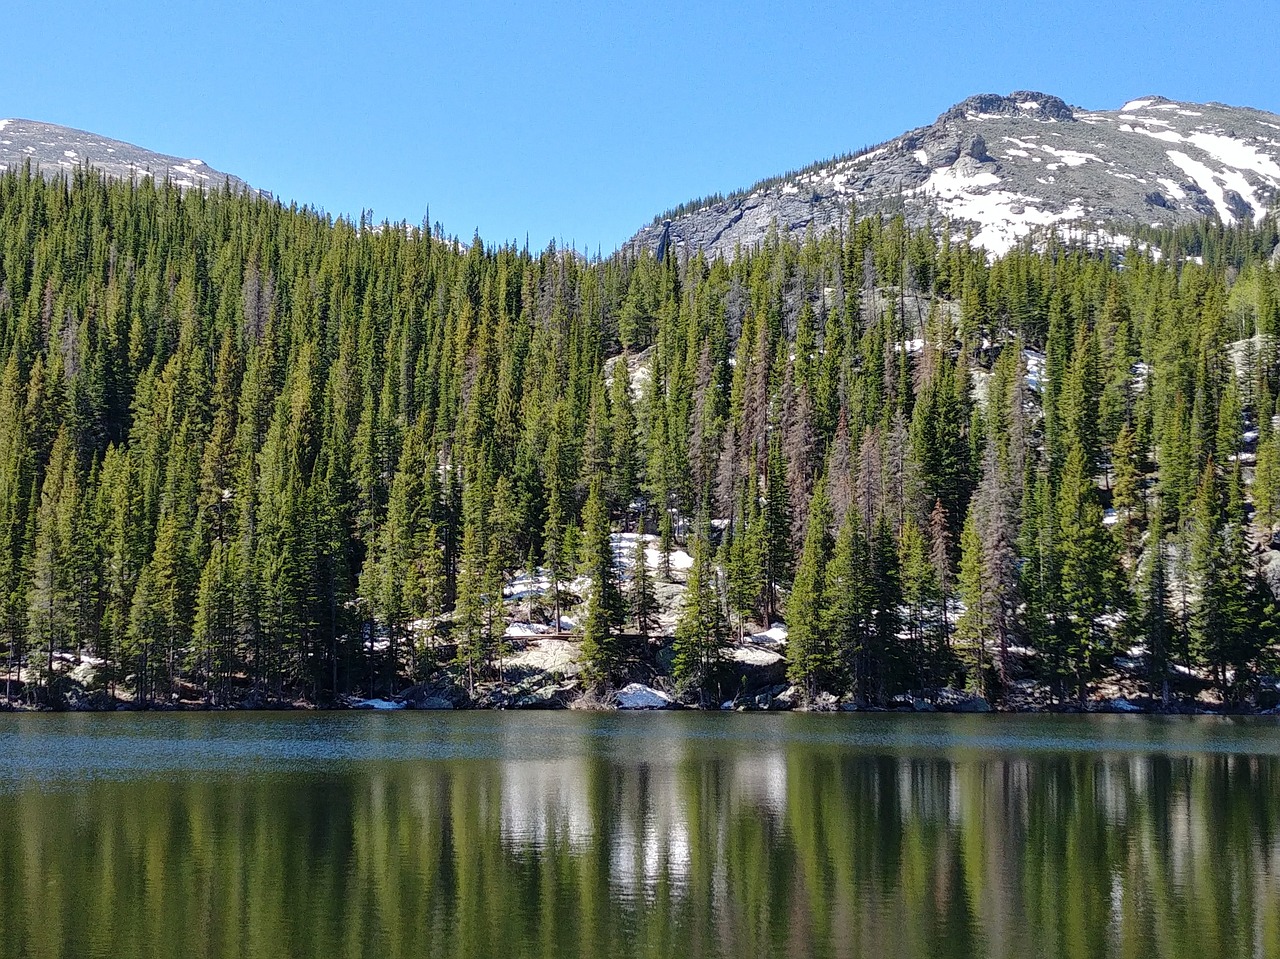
[615,683,674,710]
[769,685,802,711]
[936,688,992,712]
[401,681,470,709]
[724,645,787,691]
[514,684,574,710]
[808,691,839,712]
[1099,697,1143,713]
[408,696,455,710]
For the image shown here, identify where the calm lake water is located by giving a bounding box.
[0,713,1276,959]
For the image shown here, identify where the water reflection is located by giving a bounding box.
[0,714,1276,959]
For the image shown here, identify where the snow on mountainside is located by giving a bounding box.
[629,92,1280,259]
[0,118,256,194]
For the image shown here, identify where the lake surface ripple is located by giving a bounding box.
[0,712,1276,959]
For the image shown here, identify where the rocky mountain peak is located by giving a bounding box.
[942,91,1076,124]
[629,92,1280,260]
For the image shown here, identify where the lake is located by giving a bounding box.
[0,712,1276,958]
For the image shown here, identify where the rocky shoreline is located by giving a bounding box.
[4,678,1277,716]
[7,629,1278,716]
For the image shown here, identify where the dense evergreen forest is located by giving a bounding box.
[2,164,1279,709]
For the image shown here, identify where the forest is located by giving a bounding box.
[1,163,1279,709]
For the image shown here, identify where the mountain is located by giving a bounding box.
[629,92,1280,259]
[0,118,255,194]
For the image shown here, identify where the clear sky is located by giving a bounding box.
[4,0,1278,252]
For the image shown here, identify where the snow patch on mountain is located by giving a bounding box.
[630,92,1280,260]
[1186,132,1280,179]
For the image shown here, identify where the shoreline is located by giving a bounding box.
[3,693,1277,716]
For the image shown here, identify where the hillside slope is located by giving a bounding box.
[629,91,1280,258]
[0,118,255,193]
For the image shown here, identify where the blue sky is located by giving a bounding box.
[4,1,1278,252]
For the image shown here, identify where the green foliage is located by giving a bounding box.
[579,479,625,684]
[2,164,1279,708]
[673,524,725,700]
[785,481,832,696]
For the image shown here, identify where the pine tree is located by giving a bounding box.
[1188,460,1259,702]
[1110,421,1143,562]
[658,509,675,582]
[193,540,236,704]
[899,516,938,689]
[762,435,793,622]
[928,499,954,658]
[543,479,566,626]
[824,507,872,700]
[630,528,656,643]
[955,505,994,699]
[25,430,77,698]
[1057,441,1122,701]
[1138,499,1173,705]
[868,516,904,700]
[608,360,640,509]
[454,518,489,694]
[579,478,625,684]
[1253,429,1280,534]
[786,481,832,698]
[672,523,725,701]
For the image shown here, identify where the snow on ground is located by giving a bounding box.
[912,163,1088,256]
[1167,150,1265,224]
[505,571,552,600]
[1186,131,1280,179]
[616,683,674,709]
[727,646,784,667]
[1110,119,1280,225]
[1133,362,1152,392]
[1024,349,1046,392]
[750,624,788,647]
[1119,124,1182,143]
[1122,98,1157,111]
[1039,145,1102,167]
[647,544,694,572]
[611,532,695,574]
[919,164,1001,194]
[351,698,406,710]
[504,622,554,638]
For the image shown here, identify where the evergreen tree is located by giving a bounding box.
[824,507,873,701]
[672,523,725,701]
[579,479,625,684]
[786,480,833,698]
[454,518,489,694]
[1138,499,1173,705]
[630,529,656,643]
[1057,442,1123,701]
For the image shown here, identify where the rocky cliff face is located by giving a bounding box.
[0,118,255,194]
[628,91,1280,259]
